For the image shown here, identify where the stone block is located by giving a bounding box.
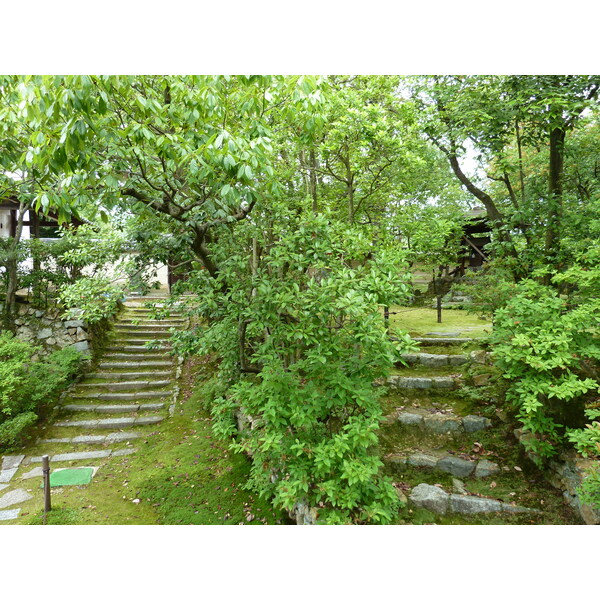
[0,508,21,521]
[0,488,33,509]
[408,453,438,469]
[37,328,52,339]
[64,319,86,328]
[437,456,475,478]
[474,459,500,478]
[71,340,90,353]
[71,435,106,444]
[449,495,502,514]
[0,468,18,483]
[409,483,449,514]
[50,450,111,462]
[398,412,424,426]
[2,455,25,470]
[21,467,44,480]
[448,354,468,366]
[463,415,492,433]
[424,415,463,434]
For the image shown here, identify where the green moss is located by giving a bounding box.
[388,307,492,339]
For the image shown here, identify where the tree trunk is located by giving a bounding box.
[3,201,30,331]
[309,148,318,214]
[545,126,566,276]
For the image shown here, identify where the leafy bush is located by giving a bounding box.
[0,333,84,448]
[59,277,124,323]
[491,278,600,462]
[187,215,414,523]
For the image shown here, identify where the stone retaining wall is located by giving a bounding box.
[12,304,93,357]
[514,428,600,525]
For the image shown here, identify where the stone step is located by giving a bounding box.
[0,489,33,509]
[40,432,142,444]
[29,448,139,463]
[408,483,538,516]
[56,416,165,429]
[386,375,458,390]
[113,328,173,336]
[0,508,21,521]
[62,402,166,414]
[84,371,172,381]
[411,337,475,346]
[76,380,171,391]
[103,352,170,360]
[399,353,468,368]
[104,345,172,352]
[389,410,492,434]
[385,453,500,478]
[98,361,174,369]
[70,391,170,401]
[108,337,174,345]
[114,324,178,330]
[117,320,183,326]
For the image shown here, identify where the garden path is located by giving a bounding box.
[0,296,185,523]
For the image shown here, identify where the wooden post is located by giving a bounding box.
[42,455,51,523]
[384,306,390,331]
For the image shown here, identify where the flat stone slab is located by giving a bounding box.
[437,456,475,478]
[98,361,173,369]
[450,495,503,514]
[424,415,463,434]
[135,416,164,425]
[52,450,112,462]
[389,376,456,390]
[474,459,500,478]
[0,483,8,492]
[411,337,474,346]
[71,435,106,444]
[106,432,141,442]
[409,483,449,514]
[398,412,424,425]
[0,508,21,521]
[408,453,438,469]
[0,488,33,509]
[21,467,44,480]
[463,415,492,432]
[112,448,138,457]
[0,468,18,483]
[84,371,172,380]
[2,455,25,470]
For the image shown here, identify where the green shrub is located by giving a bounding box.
[189,215,414,524]
[491,278,600,463]
[0,333,84,449]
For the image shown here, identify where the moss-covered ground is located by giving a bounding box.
[1,356,287,526]
[388,306,492,339]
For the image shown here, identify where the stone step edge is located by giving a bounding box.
[56,416,164,429]
[383,375,459,390]
[28,448,138,463]
[62,402,166,413]
[39,432,143,444]
[83,372,172,380]
[385,453,499,478]
[408,483,540,515]
[382,411,492,434]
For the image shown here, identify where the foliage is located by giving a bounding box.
[0,333,84,448]
[183,214,414,523]
[491,278,600,462]
[578,467,600,510]
[59,276,124,324]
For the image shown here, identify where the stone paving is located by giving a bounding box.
[0,296,185,522]
[382,334,548,523]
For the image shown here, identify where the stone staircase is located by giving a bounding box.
[0,297,185,522]
[379,335,577,523]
